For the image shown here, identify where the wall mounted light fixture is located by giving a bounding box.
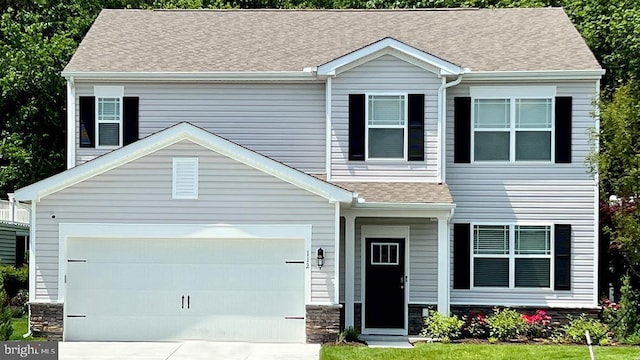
[316,248,325,269]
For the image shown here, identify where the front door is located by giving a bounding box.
[364,238,405,330]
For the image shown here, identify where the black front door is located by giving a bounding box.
[365,238,405,329]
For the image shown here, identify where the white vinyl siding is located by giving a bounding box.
[34,140,336,303]
[75,83,326,173]
[331,55,440,181]
[446,80,598,307]
[351,218,438,304]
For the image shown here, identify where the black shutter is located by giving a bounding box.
[123,97,139,146]
[555,97,572,163]
[348,94,366,161]
[408,94,425,161]
[554,224,572,290]
[453,223,471,289]
[454,97,471,163]
[79,96,95,148]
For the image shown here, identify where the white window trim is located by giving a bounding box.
[94,86,124,149]
[364,92,408,161]
[470,86,556,164]
[470,222,554,290]
[172,157,199,199]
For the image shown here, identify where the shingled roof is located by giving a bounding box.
[64,8,601,74]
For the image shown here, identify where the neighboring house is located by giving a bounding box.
[0,196,29,267]
[14,8,604,343]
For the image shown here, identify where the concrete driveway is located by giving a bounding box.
[59,341,320,360]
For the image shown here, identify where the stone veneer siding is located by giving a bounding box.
[306,304,342,343]
[29,303,63,341]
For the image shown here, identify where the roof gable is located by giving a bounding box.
[15,123,354,203]
[317,37,464,76]
[63,8,602,76]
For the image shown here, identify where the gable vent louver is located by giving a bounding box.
[172,158,199,199]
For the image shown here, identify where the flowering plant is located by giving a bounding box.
[522,310,552,338]
[464,311,488,338]
[601,298,620,311]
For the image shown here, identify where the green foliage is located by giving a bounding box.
[485,308,528,341]
[603,275,640,341]
[563,315,609,344]
[0,291,13,341]
[487,336,497,344]
[336,326,360,343]
[420,312,464,340]
[0,266,28,302]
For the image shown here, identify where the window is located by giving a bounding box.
[472,224,552,288]
[366,94,407,159]
[370,242,400,265]
[94,86,124,148]
[471,87,555,162]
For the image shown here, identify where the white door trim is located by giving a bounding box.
[360,225,409,336]
[59,223,313,341]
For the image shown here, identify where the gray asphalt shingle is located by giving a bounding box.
[64,8,601,73]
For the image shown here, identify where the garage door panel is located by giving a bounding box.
[65,237,306,342]
[178,315,305,342]
[66,315,182,341]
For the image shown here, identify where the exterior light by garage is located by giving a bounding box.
[316,248,325,269]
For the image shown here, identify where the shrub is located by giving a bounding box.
[563,315,608,344]
[522,310,553,339]
[336,326,360,343]
[464,311,488,338]
[488,336,498,344]
[0,266,28,302]
[0,291,12,341]
[485,308,529,341]
[603,275,640,342]
[420,312,464,340]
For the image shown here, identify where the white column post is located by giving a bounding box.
[8,193,15,224]
[344,213,356,328]
[437,215,451,315]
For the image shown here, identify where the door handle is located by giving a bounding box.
[181,295,185,309]
[187,295,190,309]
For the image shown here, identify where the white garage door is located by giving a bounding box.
[65,237,306,342]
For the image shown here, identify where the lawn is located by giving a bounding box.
[9,315,46,341]
[321,343,640,360]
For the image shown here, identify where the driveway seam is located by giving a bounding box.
[164,342,184,360]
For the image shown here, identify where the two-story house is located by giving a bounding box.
[14,8,604,343]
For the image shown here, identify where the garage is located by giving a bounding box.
[64,236,306,342]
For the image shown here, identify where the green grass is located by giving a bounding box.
[9,315,46,341]
[321,343,640,360]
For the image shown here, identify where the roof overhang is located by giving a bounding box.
[61,71,321,82]
[14,123,354,203]
[316,37,465,77]
[462,69,605,81]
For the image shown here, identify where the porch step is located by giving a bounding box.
[359,335,413,348]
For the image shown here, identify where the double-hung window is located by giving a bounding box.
[366,94,407,160]
[472,224,552,288]
[94,86,124,148]
[471,87,555,162]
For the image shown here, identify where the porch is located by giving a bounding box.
[332,181,455,336]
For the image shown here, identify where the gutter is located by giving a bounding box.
[61,71,320,82]
[462,69,605,81]
[437,73,464,184]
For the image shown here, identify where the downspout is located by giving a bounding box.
[18,200,33,338]
[437,73,464,184]
[325,76,333,181]
[66,77,76,170]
